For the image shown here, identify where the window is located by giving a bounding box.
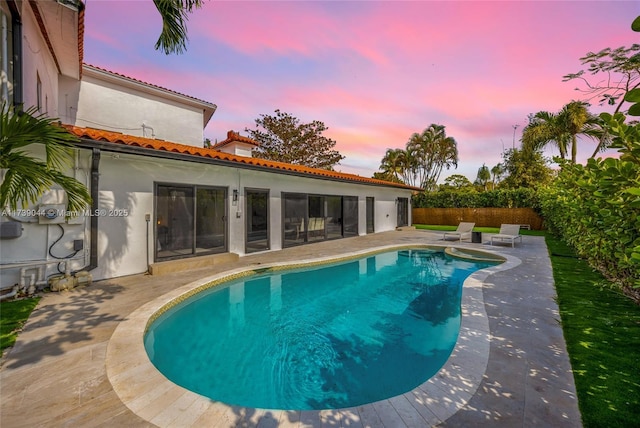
[0,2,14,105]
[155,184,227,261]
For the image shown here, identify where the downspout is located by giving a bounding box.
[74,148,100,273]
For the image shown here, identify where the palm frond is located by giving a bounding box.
[1,104,79,170]
[153,0,203,55]
[0,103,91,211]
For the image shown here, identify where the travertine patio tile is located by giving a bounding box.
[0,232,580,428]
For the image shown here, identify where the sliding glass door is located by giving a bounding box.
[326,196,342,240]
[343,196,359,237]
[282,193,359,247]
[195,188,226,254]
[283,193,307,247]
[155,184,227,261]
[156,185,194,258]
[246,189,269,253]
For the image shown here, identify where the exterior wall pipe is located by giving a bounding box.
[0,285,19,301]
[74,148,100,273]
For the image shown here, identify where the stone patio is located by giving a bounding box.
[0,230,582,427]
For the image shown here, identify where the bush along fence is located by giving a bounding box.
[412,207,544,230]
[412,188,539,209]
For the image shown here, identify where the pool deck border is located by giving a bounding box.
[106,244,521,427]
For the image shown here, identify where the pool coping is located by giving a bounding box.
[105,244,521,427]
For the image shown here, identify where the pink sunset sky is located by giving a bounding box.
[82,1,639,182]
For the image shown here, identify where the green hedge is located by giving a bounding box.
[538,113,640,290]
[412,188,539,209]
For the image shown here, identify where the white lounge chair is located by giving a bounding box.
[443,222,475,242]
[490,224,523,247]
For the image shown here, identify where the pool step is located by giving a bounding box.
[444,247,505,263]
[149,253,239,275]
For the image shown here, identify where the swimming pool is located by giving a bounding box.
[144,248,499,410]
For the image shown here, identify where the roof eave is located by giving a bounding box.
[71,138,419,192]
[82,64,217,114]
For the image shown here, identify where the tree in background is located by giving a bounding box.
[379,148,410,183]
[441,174,473,190]
[153,0,203,54]
[474,164,491,190]
[499,148,553,189]
[521,101,606,163]
[246,110,345,170]
[562,18,640,155]
[378,124,458,189]
[563,43,639,115]
[0,105,91,212]
[372,171,404,184]
[491,163,504,187]
[407,124,458,190]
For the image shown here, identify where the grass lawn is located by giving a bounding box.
[0,297,40,355]
[545,234,640,428]
[414,224,501,234]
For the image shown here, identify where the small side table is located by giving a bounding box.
[471,231,482,243]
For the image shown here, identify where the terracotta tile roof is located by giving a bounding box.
[82,63,216,108]
[62,125,421,191]
[211,130,260,149]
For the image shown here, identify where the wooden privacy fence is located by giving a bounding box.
[412,208,544,230]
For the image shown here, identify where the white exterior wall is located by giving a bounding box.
[0,148,412,288]
[58,73,206,146]
[20,3,59,115]
[0,147,91,288]
[217,142,255,157]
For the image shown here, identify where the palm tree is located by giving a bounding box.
[379,148,409,184]
[153,0,203,54]
[408,124,458,190]
[491,163,503,187]
[522,101,604,163]
[475,164,491,190]
[522,111,569,159]
[0,104,91,212]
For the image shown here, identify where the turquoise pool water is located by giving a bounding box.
[144,248,497,410]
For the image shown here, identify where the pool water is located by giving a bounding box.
[144,248,497,410]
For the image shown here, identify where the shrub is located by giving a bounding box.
[413,188,539,209]
[538,112,640,291]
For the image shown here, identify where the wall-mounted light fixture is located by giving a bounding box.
[233,189,238,202]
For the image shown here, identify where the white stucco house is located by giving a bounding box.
[0,0,418,292]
